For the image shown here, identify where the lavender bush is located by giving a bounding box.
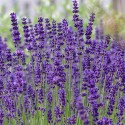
[0,0,125,125]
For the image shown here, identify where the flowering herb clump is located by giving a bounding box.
[0,0,125,125]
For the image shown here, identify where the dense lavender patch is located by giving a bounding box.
[0,0,125,125]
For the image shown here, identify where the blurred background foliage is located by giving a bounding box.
[0,0,125,49]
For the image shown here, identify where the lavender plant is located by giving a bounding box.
[0,0,125,125]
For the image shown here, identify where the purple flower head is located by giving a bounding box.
[47,109,53,123]
[85,13,95,42]
[97,117,114,125]
[76,97,89,124]
[72,0,79,27]
[47,90,53,105]
[0,110,4,124]
[54,106,63,123]
[67,115,76,125]
[10,12,21,47]
[58,88,66,107]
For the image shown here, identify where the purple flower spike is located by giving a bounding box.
[10,12,21,48]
